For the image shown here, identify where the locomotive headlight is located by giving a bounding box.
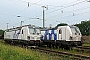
[30,36,40,40]
[37,37,40,40]
[31,37,34,39]
[35,36,40,40]
[27,36,30,40]
[70,36,73,40]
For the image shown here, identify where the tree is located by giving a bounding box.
[74,20,90,36]
[0,30,4,37]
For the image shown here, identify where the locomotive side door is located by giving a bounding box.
[21,29,24,39]
[21,28,27,40]
[57,29,62,40]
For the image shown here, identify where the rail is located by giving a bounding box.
[32,47,90,60]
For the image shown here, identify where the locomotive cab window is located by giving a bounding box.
[59,29,62,34]
[36,28,40,35]
[29,28,35,34]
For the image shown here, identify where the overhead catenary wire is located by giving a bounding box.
[43,0,82,11]
[15,0,43,6]
[6,0,43,28]
[1,0,86,19]
[13,0,42,15]
[9,0,42,5]
[45,5,90,20]
[36,0,87,18]
[0,11,40,21]
[1,0,89,28]
[45,0,86,15]
[46,10,90,24]
[36,1,88,26]
[12,0,89,28]
[7,0,43,17]
[9,17,41,28]
[46,3,90,21]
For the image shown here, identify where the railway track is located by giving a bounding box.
[76,46,90,50]
[30,46,90,60]
[73,46,90,53]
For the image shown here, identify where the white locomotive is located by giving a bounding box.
[40,25,82,48]
[4,25,41,46]
[4,25,82,48]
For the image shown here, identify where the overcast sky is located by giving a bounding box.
[0,0,90,29]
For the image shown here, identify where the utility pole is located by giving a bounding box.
[6,23,9,29]
[42,6,47,28]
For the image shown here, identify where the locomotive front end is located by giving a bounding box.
[28,26,41,46]
[70,26,82,46]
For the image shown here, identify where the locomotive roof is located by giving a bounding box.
[40,27,56,31]
[40,25,77,31]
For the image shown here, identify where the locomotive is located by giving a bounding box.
[40,25,82,48]
[4,24,41,46]
[4,25,82,48]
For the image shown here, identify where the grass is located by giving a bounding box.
[1,40,90,60]
[0,40,72,60]
[82,42,90,46]
[0,40,49,60]
[0,43,45,60]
